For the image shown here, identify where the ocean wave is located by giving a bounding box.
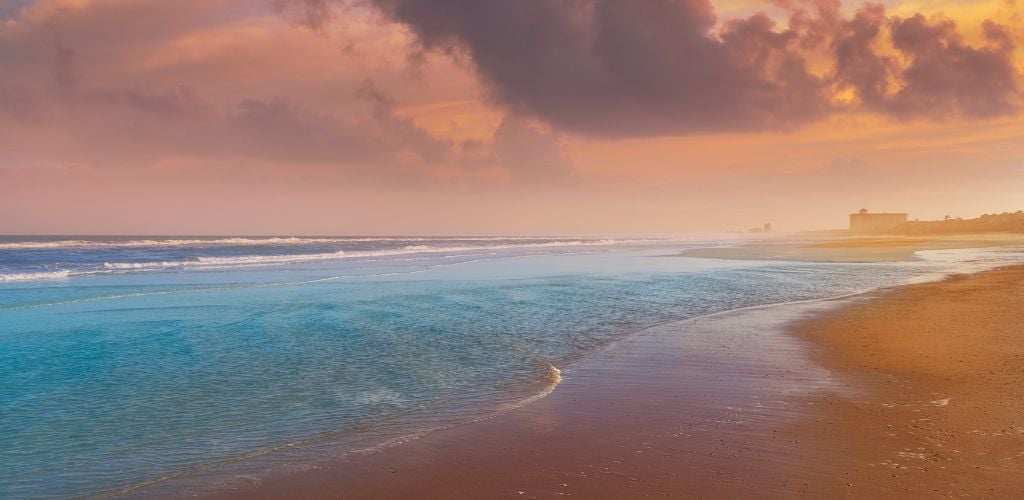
[0,270,72,282]
[102,250,351,270]
[0,239,645,283]
[99,240,632,272]
[0,237,332,250]
[0,236,603,250]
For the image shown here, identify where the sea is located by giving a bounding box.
[1,235,1021,497]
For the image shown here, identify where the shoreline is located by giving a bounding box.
[158,263,1024,498]
[195,292,874,498]
[132,293,852,498]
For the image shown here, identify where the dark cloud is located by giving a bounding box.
[365,0,832,137]
[887,15,1019,118]
[272,0,335,31]
[832,4,893,108]
[834,5,1020,120]
[279,0,1023,137]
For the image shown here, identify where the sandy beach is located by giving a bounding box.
[788,265,1024,497]
[195,261,1023,499]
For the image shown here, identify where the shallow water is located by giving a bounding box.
[0,236,1020,497]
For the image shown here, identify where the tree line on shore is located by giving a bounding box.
[884,211,1024,235]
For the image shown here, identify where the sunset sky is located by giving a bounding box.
[1,0,1021,235]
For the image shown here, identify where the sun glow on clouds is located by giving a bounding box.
[0,0,1022,234]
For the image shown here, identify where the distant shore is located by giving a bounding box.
[203,264,1024,498]
[681,233,1024,263]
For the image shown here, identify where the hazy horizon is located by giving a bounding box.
[1,207,1019,236]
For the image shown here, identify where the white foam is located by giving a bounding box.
[0,237,329,250]
[0,270,72,282]
[102,250,350,270]
[908,246,1024,284]
[0,236,625,250]
[544,364,563,384]
[98,240,638,273]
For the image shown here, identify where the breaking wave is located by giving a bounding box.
[99,240,629,272]
[544,363,562,384]
[102,251,350,270]
[0,270,72,283]
[0,236,599,250]
[0,237,651,283]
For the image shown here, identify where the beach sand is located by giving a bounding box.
[206,266,1024,499]
[787,265,1024,497]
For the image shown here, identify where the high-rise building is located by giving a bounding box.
[849,208,908,232]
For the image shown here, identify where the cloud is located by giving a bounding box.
[356,80,452,164]
[0,74,451,175]
[352,0,1022,137]
[1,1,588,182]
[3,0,1020,189]
[832,3,892,107]
[834,5,1021,119]
[362,0,831,137]
[492,114,574,182]
[272,0,334,31]
[0,0,470,178]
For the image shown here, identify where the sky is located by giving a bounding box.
[0,0,1022,235]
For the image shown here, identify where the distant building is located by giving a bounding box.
[849,208,908,232]
[763,222,772,232]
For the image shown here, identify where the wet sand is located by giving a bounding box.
[204,266,1024,499]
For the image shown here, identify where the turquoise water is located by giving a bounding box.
[0,236,1018,497]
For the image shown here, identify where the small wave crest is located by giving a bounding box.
[0,270,72,283]
[3,238,648,282]
[0,236,630,250]
[97,240,635,273]
[0,237,339,250]
[102,251,349,270]
[544,363,562,385]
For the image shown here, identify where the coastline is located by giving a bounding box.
[679,233,1024,263]
[188,263,1024,499]
[204,296,849,499]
